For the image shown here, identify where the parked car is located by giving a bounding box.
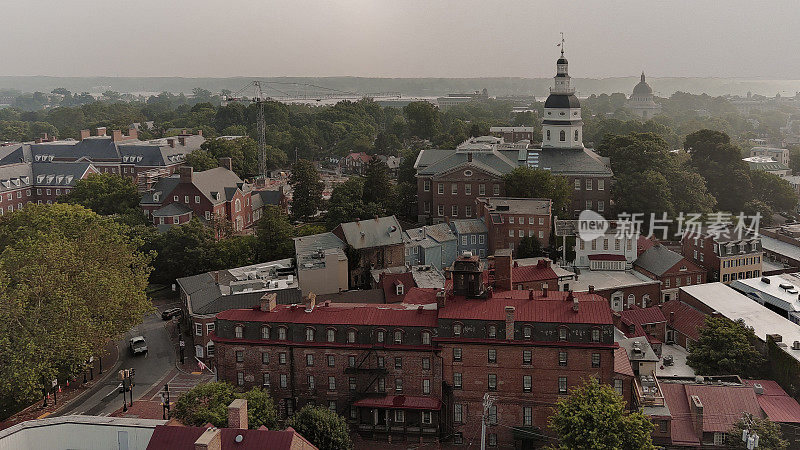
[161,307,182,320]
[129,336,147,355]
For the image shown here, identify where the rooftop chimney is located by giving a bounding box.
[197,129,203,137]
[167,138,175,148]
[436,289,446,309]
[219,157,233,171]
[194,427,221,450]
[79,129,90,141]
[178,136,186,146]
[111,129,123,142]
[573,295,579,312]
[96,127,107,136]
[542,285,548,298]
[689,395,704,440]
[305,292,316,312]
[505,306,515,340]
[180,166,194,183]
[127,129,138,140]
[228,398,248,430]
[260,292,277,312]
[493,249,513,291]
[588,285,595,294]
[669,311,675,323]
[566,290,574,302]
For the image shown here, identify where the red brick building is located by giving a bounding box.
[633,243,707,303]
[0,161,98,215]
[477,197,552,254]
[332,216,406,288]
[213,253,620,448]
[681,229,763,284]
[140,160,254,236]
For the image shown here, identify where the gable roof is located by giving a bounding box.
[335,215,403,249]
[512,264,559,283]
[634,244,690,276]
[614,346,635,377]
[293,232,345,256]
[380,272,416,303]
[192,167,248,203]
[659,383,701,447]
[32,162,94,186]
[660,299,706,341]
[743,379,800,423]
[450,218,488,235]
[146,425,316,450]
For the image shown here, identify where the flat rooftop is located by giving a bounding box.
[568,269,657,292]
[731,273,800,313]
[680,282,800,364]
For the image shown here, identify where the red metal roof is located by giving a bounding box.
[620,305,666,326]
[743,379,800,423]
[146,425,315,450]
[587,254,627,261]
[660,299,706,341]
[380,272,416,303]
[216,302,438,328]
[402,287,439,305]
[637,236,655,255]
[512,265,558,283]
[683,384,764,432]
[614,347,634,377]
[659,383,701,447]
[438,290,613,324]
[352,395,441,410]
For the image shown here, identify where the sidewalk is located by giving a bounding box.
[0,340,120,428]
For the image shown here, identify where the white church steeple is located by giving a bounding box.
[542,35,583,150]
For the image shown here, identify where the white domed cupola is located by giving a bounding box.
[542,35,583,150]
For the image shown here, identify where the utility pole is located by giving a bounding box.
[480,392,496,450]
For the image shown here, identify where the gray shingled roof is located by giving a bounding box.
[192,167,248,203]
[336,215,403,250]
[176,272,302,315]
[294,232,345,255]
[32,137,120,161]
[140,177,180,205]
[0,163,33,193]
[633,245,684,277]
[31,162,94,187]
[0,144,30,165]
[450,218,488,234]
[152,202,193,217]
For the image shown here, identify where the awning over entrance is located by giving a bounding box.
[352,395,441,411]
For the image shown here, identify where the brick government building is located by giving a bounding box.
[213,254,625,448]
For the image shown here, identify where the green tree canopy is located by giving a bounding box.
[59,173,143,217]
[516,236,543,258]
[596,132,674,178]
[549,377,655,450]
[750,170,798,212]
[290,160,324,221]
[728,415,788,450]
[686,316,766,378]
[326,177,384,229]
[686,129,753,212]
[403,101,441,140]
[502,167,572,215]
[287,405,353,450]
[362,158,394,210]
[255,205,296,261]
[0,204,152,405]
[172,382,278,430]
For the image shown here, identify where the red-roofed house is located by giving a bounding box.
[614,346,636,407]
[213,252,619,448]
[660,299,707,349]
[379,272,416,303]
[743,379,800,446]
[614,306,667,355]
[146,399,316,450]
[340,152,373,174]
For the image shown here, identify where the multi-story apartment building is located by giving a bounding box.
[477,197,552,254]
[140,160,254,236]
[0,161,98,215]
[450,218,489,259]
[414,48,612,224]
[213,253,620,448]
[574,230,638,270]
[681,229,763,283]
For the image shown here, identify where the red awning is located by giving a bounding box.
[352,395,441,411]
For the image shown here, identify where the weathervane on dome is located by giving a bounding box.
[557,32,565,55]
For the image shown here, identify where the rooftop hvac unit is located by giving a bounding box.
[793,341,800,350]
[753,383,764,395]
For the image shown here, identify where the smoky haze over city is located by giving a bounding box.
[3,2,800,450]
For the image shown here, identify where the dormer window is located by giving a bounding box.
[395,282,404,296]
[422,331,431,345]
[453,323,463,337]
[394,330,403,344]
[559,327,568,341]
[278,326,287,340]
[234,325,243,339]
[347,329,356,343]
[327,328,335,342]
[488,325,497,339]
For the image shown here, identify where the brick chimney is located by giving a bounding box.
[588,285,595,294]
[178,136,186,146]
[542,284,548,298]
[197,129,203,137]
[436,289,446,309]
[79,129,90,141]
[505,306,515,340]
[96,127,107,136]
[573,295,579,312]
[167,138,175,148]
[219,157,233,171]
[194,427,221,450]
[127,129,138,140]
[493,249,513,291]
[111,129,123,142]
[180,166,194,183]
[669,311,675,323]
[228,398,248,430]
[689,395,704,440]
[260,292,277,312]
[306,292,316,312]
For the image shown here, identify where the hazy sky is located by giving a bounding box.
[4,0,799,78]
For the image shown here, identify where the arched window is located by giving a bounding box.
[278,326,287,340]
[260,326,270,340]
[376,329,385,343]
[326,328,336,343]
[546,130,551,140]
[453,323,463,337]
[523,325,532,339]
[235,198,241,212]
[394,330,403,344]
[558,326,568,341]
[347,329,356,343]
[574,130,579,141]
[488,325,497,338]
[627,294,635,307]
[234,325,243,339]
[422,330,431,345]
[559,130,566,141]
[305,327,315,342]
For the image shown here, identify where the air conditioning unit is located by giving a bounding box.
[792,341,800,350]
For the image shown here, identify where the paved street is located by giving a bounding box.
[57,309,177,416]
